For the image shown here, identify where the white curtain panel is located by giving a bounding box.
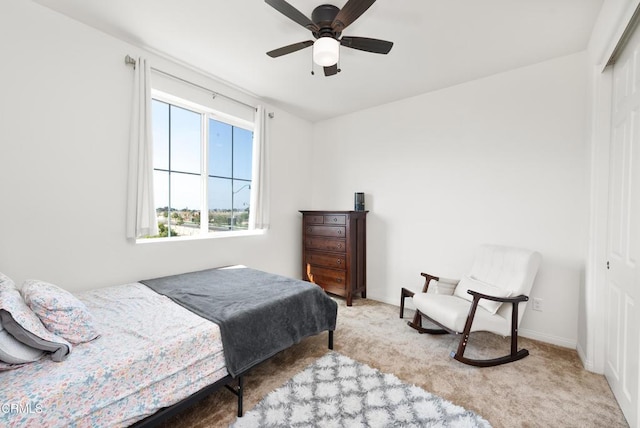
[126,57,158,239]
[249,105,270,230]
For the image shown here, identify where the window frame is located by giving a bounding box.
[139,89,261,243]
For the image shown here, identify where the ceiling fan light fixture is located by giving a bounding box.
[313,37,339,66]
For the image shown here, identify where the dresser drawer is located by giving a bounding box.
[305,225,345,237]
[304,215,325,224]
[306,265,346,290]
[305,237,346,252]
[305,252,346,269]
[303,214,347,225]
[323,215,346,225]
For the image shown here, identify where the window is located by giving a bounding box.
[149,95,254,239]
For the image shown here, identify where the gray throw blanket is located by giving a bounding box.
[141,267,337,377]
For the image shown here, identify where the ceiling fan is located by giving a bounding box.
[265,0,393,76]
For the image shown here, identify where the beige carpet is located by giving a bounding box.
[161,298,628,428]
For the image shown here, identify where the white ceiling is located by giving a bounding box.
[33,0,603,122]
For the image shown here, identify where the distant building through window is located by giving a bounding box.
[148,97,253,239]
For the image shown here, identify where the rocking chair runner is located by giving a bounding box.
[400,245,542,367]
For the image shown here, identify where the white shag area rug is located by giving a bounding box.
[230,352,491,427]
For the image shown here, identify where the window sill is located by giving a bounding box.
[135,228,266,244]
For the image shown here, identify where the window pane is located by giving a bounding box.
[152,100,169,171]
[170,172,201,237]
[170,172,201,211]
[209,119,232,178]
[170,105,201,174]
[208,177,232,231]
[232,180,251,230]
[233,127,253,180]
[154,170,169,237]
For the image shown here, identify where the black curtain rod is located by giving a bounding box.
[124,55,257,112]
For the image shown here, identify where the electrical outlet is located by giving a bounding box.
[532,297,543,312]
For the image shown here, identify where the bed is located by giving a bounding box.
[0,266,337,427]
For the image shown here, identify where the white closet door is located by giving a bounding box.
[606,19,640,428]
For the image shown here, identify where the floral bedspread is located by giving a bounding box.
[0,282,227,427]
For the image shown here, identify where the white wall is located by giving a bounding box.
[310,53,588,348]
[0,0,314,291]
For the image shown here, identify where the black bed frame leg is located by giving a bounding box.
[225,375,244,418]
[237,376,243,417]
[328,330,334,350]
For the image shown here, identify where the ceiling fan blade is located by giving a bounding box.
[265,0,319,32]
[267,41,314,58]
[324,64,339,76]
[340,36,393,54]
[332,0,376,32]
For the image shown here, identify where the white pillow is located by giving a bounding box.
[0,282,71,362]
[21,280,99,344]
[426,279,456,295]
[0,320,44,365]
[453,275,511,314]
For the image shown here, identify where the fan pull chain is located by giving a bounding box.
[310,51,315,75]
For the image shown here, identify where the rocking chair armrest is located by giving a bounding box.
[420,272,439,280]
[467,290,529,304]
[420,273,439,293]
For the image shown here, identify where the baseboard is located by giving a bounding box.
[576,342,596,372]
[519,328,576,349]
[371,290,415,309]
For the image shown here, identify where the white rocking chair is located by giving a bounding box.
[400,245,542,367]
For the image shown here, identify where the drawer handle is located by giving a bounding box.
[337,244,343,249]
[337,230,342,235]
[336,259,342,264]
[307,227,312,233]
[332,217,338,222]
[336,278,342,283]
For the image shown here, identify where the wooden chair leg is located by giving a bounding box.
[510,299,520,356]
[407,309,422,331]
[407,309,449,334]
[452,299,529,367]
[399,287,414,318]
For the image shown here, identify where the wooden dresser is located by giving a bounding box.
[300,210,367,306]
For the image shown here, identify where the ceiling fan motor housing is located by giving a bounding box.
[312,4,341,38]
